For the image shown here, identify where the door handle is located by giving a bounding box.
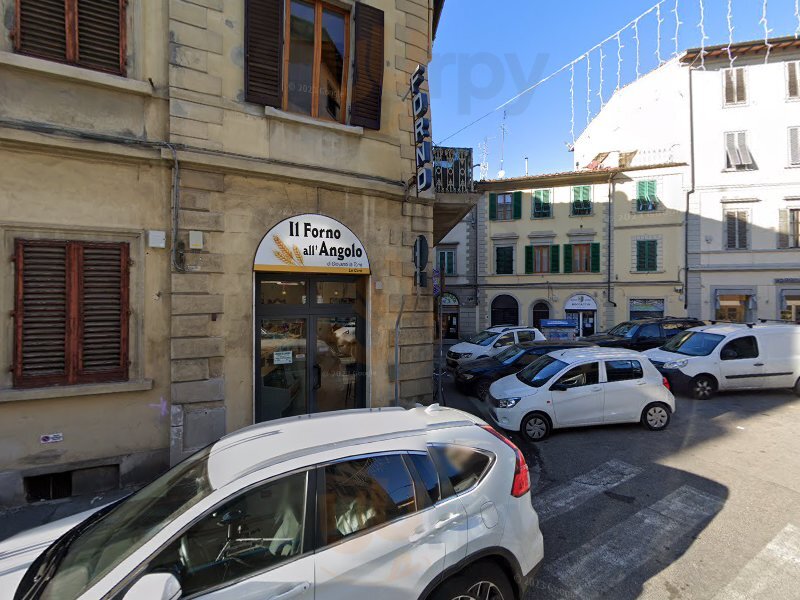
[410,512,463,542]
[636,381,647,386]
[435,512,464,529]
[754,363,764,367]
[590,386,602,392]
[271,581,311,600]
[313,364,321,390]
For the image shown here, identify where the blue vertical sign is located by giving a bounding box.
[411,65,432,193]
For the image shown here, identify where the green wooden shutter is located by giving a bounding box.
[590,242,601,273]
[512,191,522,220]
[636,240,647,271]
[524,246,534,274]
[563,244,573,273]
[550,244,560,273]
[489,193,497,221]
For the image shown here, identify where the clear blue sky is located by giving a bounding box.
[430,0,799,178]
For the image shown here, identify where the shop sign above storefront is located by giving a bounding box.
[254,214,370,274]
[411,65,432,193]
[564,294,598,311]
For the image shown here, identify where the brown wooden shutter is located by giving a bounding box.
[75,0,126,75]
[14,240,69,388]
[76,242,129,383]
[245,0,283,107]
[778,209,790,249]
[16,0,68,62]
[350,3,385,130]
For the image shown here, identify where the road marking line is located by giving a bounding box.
[533,459,643,522]
[711,523,800,600]
[545,485,724,598]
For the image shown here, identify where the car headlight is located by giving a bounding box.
[496,397,521,408]
[664,359,689,369]
[461,353,472,359]
[461,373,475,380]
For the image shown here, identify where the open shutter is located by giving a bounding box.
[75,0,125,75]
[16,0,68,61]
[13,240,69,388]
[524,246,533,274]
[788,62,800,99]
[590,242,601,273]
[550,244,560,273]
[725,133,738,168]
[488,193,497,221]
[350,3,384,130]
[737,132,752,166]
[778,209,790,249]
[245,0,283,107]
[512,191,522,220]
[563,244,573,273]
[77,243,129,383]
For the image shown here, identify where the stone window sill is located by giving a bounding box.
[0,51,153,96]
[0,379,154,403]
[264,107,364,136]
[630,270,666,274]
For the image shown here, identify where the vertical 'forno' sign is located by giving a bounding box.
[351,4,385,130]
[412,65,432,193]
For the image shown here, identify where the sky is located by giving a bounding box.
[430,0,800,178]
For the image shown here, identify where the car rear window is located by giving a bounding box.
[605,360,644,382]
[430,445,492,495]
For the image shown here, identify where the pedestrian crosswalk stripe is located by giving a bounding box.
[545,485,724,598]
[533,459,643,522]
[711,523,800,600]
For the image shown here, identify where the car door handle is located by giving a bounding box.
[635,381,647,386]
[409,512,463,543]
[271,582,311,600]
[754,363,764,367]
[435,512,464,529]
[590,386,602,392]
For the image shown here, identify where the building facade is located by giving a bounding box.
[0,0,451,508]
[435,208,478,340]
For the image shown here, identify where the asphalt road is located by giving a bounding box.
[438,375,800,600]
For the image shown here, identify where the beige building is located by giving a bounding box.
[473,160,687,337]
[0,0,457,508]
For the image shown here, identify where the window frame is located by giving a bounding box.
[636,180,659,212]
[722,67,747,106]
[495,193,514,221]
[724,130,754,170]
[790,208,800,248]
[437,248,456,276]
[571,186,592,216]
[282,0,351,124]
[532,244,550,274]
[14,0,128,76]
[531,189,553,219]
[427,443,495,498]
[494,244,514,275]
[635,239,659,272]
[786,61,800,101]
[571,243,592,273]
[720,336,759,361]
[604,360,644,383]
[553,361,600,389]
[723,208,750,250]
[788,127,800,167]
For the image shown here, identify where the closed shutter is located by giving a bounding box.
[244,0,283,107]
[350,3,384,130]
[724,68,745,104]
[788,62,800,99]
[77,243,129,381]
[76,0,125,75]
[725,212,737,248]
[590,242,601,273]
[736,211,748,249]
[14,241,69,388]
[778,209,790,249]
[790,128,800,165]
[488,193,497,221]
[16,0,68,61]
[726,210,748,249]
[524,246,533,274]
[636,240,657,272]
[550,244,560,273]
[737,132,752,165]
[563,244,573,274]
[512,191,522,220]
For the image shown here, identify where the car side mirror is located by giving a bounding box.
[124,573,181,600]
[550,383,568,392]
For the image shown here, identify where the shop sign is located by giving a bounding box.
[441,292,459,307]
[629,298,665,313]
[254,214,370,274]
[411,65,432,193]
[564,294,598,311]
[434,146,474,194]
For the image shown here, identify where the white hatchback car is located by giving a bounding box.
[447,326,546,370]
[0,407,542,600]
[488,347,675,442]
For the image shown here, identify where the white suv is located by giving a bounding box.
[489,347,675,442]
[447,326,546,370]
[0,407,543,600]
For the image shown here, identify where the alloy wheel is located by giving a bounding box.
[451,581,506,600]
[646,405,669,429]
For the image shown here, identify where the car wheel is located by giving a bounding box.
[476,379,491,402]
[794,377,800,398]
[641,402,671,431]
[521,412,551,442]
[430,561,515,600]
[691,375,717,400]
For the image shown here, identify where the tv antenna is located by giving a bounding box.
[497,112,508,179]
[477,137,491,181]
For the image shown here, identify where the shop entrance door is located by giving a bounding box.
[255,275,366,422]
[566,310,596,337]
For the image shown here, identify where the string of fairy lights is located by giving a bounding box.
[437,0,796,159]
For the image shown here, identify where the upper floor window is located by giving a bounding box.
[438,249,456,275]
[532,190,552,219]
[790,127,800,166]
[495,246,514,275]
[787,62,800,99]
[723,67,746,105]
[495,194,513,221]
[489,192,521,221]
[725,131,755,170]
[245,0,384,129]
[724,209,749,250]
[635,239,659,272]
[779,208,800,249]
[571,186,592,216]
[14,0,126,76]
[565,242,599,274]
[636,180,659,212]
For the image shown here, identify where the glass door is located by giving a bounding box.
[257,318,308,421]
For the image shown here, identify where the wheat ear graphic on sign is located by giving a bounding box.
[273,235,302,266]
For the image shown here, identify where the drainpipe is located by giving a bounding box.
[606,173,618,314]
[473,205,479,329]
[685,65,696,312]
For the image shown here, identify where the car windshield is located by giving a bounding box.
[466,331,498,346]
[495,345,524,363]
[607,322,638,338]
[516,355,568,388]
[38,447,214,600]
[660,331,725,356]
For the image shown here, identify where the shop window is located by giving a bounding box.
[725,131,755,170]
[636,240,658,272]
[725,210,749,250]
[438,249,456,275]
[532,190,552,218]
[723,67,747,105]
[14,0,127,76]
[571,186,592,216]
[715,294,751,323]
[317,280,357,304]
[260,280,308,305]
[495,246,514,274]
[780,293,800,323]
[629,299,665,320]
[636,180,659,212]
[13,240,130,389]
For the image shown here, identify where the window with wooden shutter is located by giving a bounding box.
[532,189,552,219]
[350,3,384,129]
[488,193,497,221]
[725,131,754,170]
[787,62,800,99]
[14,0,126,76]
[789,127,800,166]
[724,210,749,250]
[532,245,550,274]
[570,243,592,273]
[245,0,284,107]
[495,246,513,275]
[723,68,746,105]
[13,239,129,389]
[636,180,658,211]
[550,244,560,273]
[781,209,800,249]
[636,240,658,272]
[512,191,522,220]
[571,186,592,216]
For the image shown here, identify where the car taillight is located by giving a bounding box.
[480,425,531,498]
[662,376,671,391]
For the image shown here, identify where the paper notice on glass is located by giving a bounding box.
[273,351,293,365]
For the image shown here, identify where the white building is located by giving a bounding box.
[576,36,800,323]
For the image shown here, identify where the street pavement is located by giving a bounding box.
[439,374,800,600]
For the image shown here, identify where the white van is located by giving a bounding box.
[644,324,800,399]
